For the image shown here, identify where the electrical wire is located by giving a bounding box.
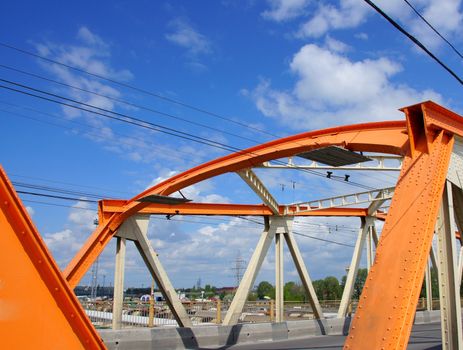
[17,190,98,203]
[22,199,96,211]
[16,183,357,247]
[12,181,109,200]
[0,104,205,164]
[236,216,355,247]
[0,78,243,153]
[0,63,260,144]
[0,77,376,190]
[402,0,463,60]
[364,0,463,86]
[0,41,279,138]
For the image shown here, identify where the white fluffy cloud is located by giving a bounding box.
[165,18,211,55]
[296,0,369,38]
[146,169,229,203]
[293,0,463,51]
[43,200,98,268]
[409,0,463,48]
[261,0,311,22]
[25,206,35,216]
[245,43,442,129]
[35,26,131,121]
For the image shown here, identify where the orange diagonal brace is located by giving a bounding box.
[344,130,454,349]
[0,166,106,349]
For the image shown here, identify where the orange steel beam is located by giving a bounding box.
[100,200,369,218]
[0,167,106,349]
[344,103,459,349]
[64,121,408,288]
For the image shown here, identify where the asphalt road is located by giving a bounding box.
[199,322,443,350]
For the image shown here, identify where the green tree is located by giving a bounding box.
[353,269,367,299]
[256,281,275,299]
[247,292,258,301]
[284,281,306,301]
[324,276,342,300]
[313,279,326,300]
[341,268,369,300]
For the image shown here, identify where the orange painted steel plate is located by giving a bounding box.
[344,131,454,349]
[0,167,106,350]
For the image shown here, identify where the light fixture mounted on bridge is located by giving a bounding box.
[297,146,372,167]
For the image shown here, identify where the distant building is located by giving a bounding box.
[216,286,235,294]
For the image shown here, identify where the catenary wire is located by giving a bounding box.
[0,63,260,144]
[0,78,243,153]
[0,78,375,190]
[0,65,393,189]
[402,0,463,60]
[364,0,463,86]
[20,193,354,247]
[15,175,362,233]
[0,104,206,164]
[0,41,280,138]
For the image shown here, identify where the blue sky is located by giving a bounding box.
[1,0,462,289]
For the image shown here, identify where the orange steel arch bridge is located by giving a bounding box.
[2,100,463,349]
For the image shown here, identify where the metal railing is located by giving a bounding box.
[79,297,448,329]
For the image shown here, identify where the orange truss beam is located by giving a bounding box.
[344,102,459,349]
[0,167,106,349]
[99,200,369,218]
[64,121,408,288]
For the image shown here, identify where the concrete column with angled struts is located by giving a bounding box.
[112,236,126,330]
[117,215,192,328]
[337,217,372,318]
[436,182,462,350]
[424,258,433,311]
[284,228,324,319]
[223,217,273,325]
[275,231,284,322]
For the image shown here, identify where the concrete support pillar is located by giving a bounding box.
[425,259,433,311]
[371,224,379,247]
[366,227,374,271]
[223,217,273,326]
[284,229,324,319]
[337,217,371,318]
[131,216,192,328]
[116,215,192,327]
[223,216,294,326]
[112,236,126,330]
[458,246,463,288]
[275,232,284,323]
[436,182,463,350]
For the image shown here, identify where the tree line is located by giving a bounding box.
[255,268,368,301]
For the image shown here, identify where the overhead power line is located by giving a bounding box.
[12,181,109,200]
[364,0,463,86]
[0,103,205,164]
[0,80,241,153]
[19,190,354,247]
[403,0,463,60]
[0,41,279,138]
[0,77,375,190]
[236,216,355,247]
[0,63,259,144]
[17,190,98,203]
[15,178,359,246]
